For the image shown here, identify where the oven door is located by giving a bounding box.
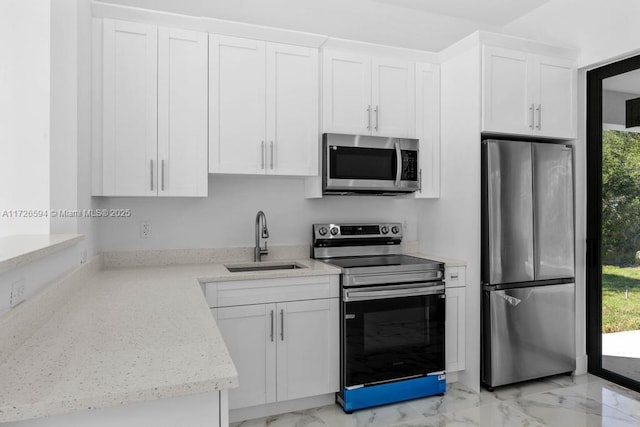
[323,134,419,193]
[342,283,445,388]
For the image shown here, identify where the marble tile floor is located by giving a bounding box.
[231,374,640,426]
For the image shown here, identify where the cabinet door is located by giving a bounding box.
[482,46,533,135]
[158,28,208,197]
[276,299,339,401]
[102,19,157,196]
[322,51,372,134]
[371,58,415,137]
[446,286,466,372]
[414,63,440,198]
[266,43,319,176]
[534,55,576,139]
[214,304,276,409]
[210,35,266,174]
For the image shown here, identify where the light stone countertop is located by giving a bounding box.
[0,257,340,423]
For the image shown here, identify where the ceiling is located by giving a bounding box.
[98,0,550,51]
[603,69,640,96]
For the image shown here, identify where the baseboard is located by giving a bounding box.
[576,353,588,375]
[229,394,335,423]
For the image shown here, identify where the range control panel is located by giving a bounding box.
[312,222,403,241]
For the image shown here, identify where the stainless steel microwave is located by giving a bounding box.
[322,133,420,195]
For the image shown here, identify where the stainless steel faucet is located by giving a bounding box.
[254,210,269,262]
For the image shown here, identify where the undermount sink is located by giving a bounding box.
[225,262,307,273]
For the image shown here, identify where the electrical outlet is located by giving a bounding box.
[140,221,152,239]
[10,278,26,308]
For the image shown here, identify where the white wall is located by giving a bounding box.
[50,0,79,235]
[0,0,51,237]
[417,44,481,392]
[95,175,418,251]
[0,244,79,317]
[0,1,95,317]
[49,0,95,258]
[76,0,97,258]
[603,90,636,126]
[502,0,640,68]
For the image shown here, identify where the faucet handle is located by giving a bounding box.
[261,241,269,256]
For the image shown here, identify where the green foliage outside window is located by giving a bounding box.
[602,129,640,265]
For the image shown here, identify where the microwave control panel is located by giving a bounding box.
[401,150,418,181]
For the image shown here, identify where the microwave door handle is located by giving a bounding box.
[394,140,402,187]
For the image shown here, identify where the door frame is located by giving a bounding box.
[586,54,640,392]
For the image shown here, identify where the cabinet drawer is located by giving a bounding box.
[205,275,339,308]
[445,266,466,288]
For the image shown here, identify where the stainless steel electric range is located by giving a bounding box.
[311,222,446,413]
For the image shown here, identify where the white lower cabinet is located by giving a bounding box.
[215,304,276,409]
[208,275,339,410]
[276,299,339,401]
[445,266,466,373]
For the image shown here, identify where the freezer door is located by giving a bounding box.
[482,283,575,387]
[486,140,535,284]
[533,143,575,280]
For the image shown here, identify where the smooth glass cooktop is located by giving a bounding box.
[322,254,439,269]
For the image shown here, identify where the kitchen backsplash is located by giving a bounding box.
[95,175,419,252]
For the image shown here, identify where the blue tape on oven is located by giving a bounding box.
[341,373,446,412]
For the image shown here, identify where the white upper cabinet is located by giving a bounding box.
[323,50,415,138]
[97,19,208,197]
[534,55,576,139]
[372,58,415,137]
[101,19,158,196]
[482,45,576,139]
[209,35,319,176]
[266,43,319,176]
[158,28,208,197]
[210,35,266,175]
[414,62,441,199]
[322,51,372,135]
[482,46,531,136]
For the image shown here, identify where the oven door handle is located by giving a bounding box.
[347,270,443,287]
[394,140,402,187]
[344,283,445,302]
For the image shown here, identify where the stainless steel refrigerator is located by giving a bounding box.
[481,139,576,389]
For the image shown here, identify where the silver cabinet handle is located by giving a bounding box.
[419,168,423,192]
[150,160,154,191]
[261,141,265,169]
[270,310,274,342]
[161,160,165,191]
[270,141,274,170]
[366,105,371,130]
[280,309,284,341]
[536,104,541,130]
[450,273,459,279]
[374,105,379,131]
[529,104,534,130]
[394,140,402,187]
